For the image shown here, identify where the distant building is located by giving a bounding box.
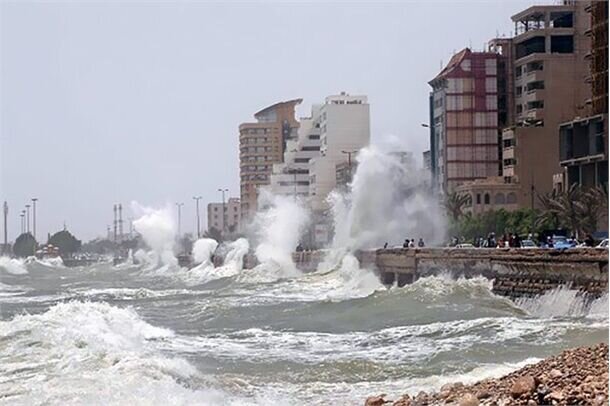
[501,2,591,207]
[335,160,357,191]
[207,198,240,236]
[239,99,301,222]
[269,105,322,199]
[455,177,520,215]
[308,93,370,211]
[422,150,431,172]
[428,47,508,193]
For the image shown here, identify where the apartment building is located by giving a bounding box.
[428,48,510,193]
[239,99,301,221]
[207,198,240,235]
[308,93,370,211]
[269,105,322,199]
[501,2,591,207]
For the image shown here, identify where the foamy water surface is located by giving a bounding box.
[0,254,607,405]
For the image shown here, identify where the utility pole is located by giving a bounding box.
[25,205,31,233]
[128,217,133,239]
[2,202,7,255]
[20,211,25,234]
[31,198,38,241]
[113,204,118,242]
[341,150,358,184]
[176,202,184,238]
[217,188,228,235]
[193,196,202,238]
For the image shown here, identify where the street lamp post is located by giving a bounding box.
[341,150,358,183]
[217,188,228,235]
[2,202,7,255]
[31,198,38,241]
[175,203,184,238]
[25,205,31,234]
[20,211,25,234]
[193,196,202,238]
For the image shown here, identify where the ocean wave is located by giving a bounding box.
[0,257,28,275]
[515,286,610,319]
[0,301,253,405]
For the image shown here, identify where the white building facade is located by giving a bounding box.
[269,105,322,199]
[308,93,370,211]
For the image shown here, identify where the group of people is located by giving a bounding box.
[471,232,523,248]
[402,238,425,248]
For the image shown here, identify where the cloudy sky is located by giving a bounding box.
[1,0,540,241]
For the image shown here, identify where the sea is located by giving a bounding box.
[0,249,607,406]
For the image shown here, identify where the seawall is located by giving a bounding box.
[283,248,609,298]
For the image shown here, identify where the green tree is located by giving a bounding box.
[48,230,82,256]
[13,233,38,258]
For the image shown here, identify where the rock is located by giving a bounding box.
[593,395,608,406]
[511,375,536,398]
[458,393,479,406]
[547,391,565,402]
[365,394,389,406]
[549,368,563,379]
[527,401,537,406]
[476,390,491,399]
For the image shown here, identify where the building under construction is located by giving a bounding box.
[558,1,608,191]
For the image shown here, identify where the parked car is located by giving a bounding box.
[455,243,475,249]
[550,235,576,249]
[597,239,609,249]
[520,239,538,249]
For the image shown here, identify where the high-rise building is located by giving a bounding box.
[269,105,322,199]
[308,93,370,211]
[239,99,301,221]
[501,2,591,207]
[557,1,608,191]
[207,198,240,236]
[429,48,508,193]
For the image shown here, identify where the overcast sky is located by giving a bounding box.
[1,0,543,241]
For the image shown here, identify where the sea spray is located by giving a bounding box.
[331,145,445,251]
[249,191,309,277]
[131,202,177,267]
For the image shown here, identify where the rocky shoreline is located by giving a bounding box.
[366,343,608,406]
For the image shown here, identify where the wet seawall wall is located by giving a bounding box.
[287,248,609,299]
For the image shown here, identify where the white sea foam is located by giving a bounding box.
[516,285,610,319]
[0,301,252,406]
[0,256,28,275]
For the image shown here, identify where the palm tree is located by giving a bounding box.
[443,192,472,222]
[580,185,608,235]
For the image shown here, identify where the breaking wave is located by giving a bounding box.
[0,256,28,275]
[0,301,253,406]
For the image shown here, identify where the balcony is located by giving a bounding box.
[503,146,515,160]
[523,89,546,103]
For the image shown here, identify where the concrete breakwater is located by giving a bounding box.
[281,248,609,298]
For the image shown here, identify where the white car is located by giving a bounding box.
[455,243,475,249]
[597,239,608,249]
[521,239,538,249]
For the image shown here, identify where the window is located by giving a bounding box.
[302,146,320,151]
[308,134,320,140]
[484,193,490,204]
[507,193,517,204]
[551,36,573,53]
[476,194,481,204]
[494,193,506,204]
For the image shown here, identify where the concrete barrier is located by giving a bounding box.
[283,248,609,298]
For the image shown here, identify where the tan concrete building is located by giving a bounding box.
[557,1,608,191]
[455,177,520,215]
[207,197,240,236]
[239,99,301,221]
[501,2,591,208]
